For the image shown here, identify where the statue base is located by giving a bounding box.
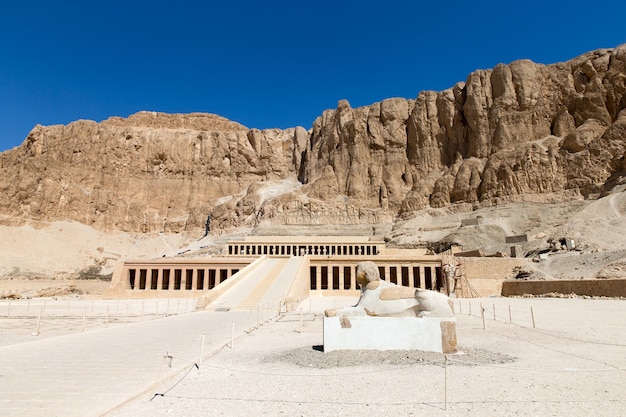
[323,316,457,353]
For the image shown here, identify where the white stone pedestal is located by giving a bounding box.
[323,316,456,353]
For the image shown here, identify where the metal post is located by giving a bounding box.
[531,306,536,328]
[199,331,206,363]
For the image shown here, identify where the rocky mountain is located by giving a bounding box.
[1,45,625,234]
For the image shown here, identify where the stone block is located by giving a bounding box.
[510,245,523,258]
[505,234,528,244]
[461,217,482,227]
[323,316,457,353]
[455,249,484,257]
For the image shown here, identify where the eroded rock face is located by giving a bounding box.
[0,112,306,232]
[304,45,626,215]
[1,45,625,232]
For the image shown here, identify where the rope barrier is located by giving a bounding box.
[151,363,199,401]
[460,305,626,347]
[447,356,626,372]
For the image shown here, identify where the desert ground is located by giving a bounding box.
[1,294,625,416]
[93,295,625,417]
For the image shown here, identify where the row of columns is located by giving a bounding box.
[128,267,238,291]
[310,264,442,291]
[229,243,379,256]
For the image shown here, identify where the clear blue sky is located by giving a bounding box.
[1,0,625,152]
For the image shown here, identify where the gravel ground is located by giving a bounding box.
[105,297,626,417]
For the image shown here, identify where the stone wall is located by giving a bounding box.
[502,279,626,297]
[462,257,528,296]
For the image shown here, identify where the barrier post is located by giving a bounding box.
[531,307,536,328]
[481,306,486,330]
[444,355,448,410]
[199,331,206,363]
[34,307,43,335]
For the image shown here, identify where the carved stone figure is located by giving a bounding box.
[324,261,454,318]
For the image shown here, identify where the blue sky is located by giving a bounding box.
[1,0,625,152]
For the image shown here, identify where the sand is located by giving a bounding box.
[100,296,626,417]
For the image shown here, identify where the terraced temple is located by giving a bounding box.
[106,236,453,311]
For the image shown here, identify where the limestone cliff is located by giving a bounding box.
[0,112,308,232]
[1,45,625,233]
[303,45,626,217]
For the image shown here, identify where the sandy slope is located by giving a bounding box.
[1,191,625,297]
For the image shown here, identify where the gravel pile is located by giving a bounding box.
[264,346,515,369]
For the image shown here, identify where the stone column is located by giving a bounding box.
[313,265,319,289]
[157,268,163,291]
[408,265,415,288]
[339,265,345,290]
[419,266,426,289]
[191,269,198,290]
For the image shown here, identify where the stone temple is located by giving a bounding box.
[106,235,524,311]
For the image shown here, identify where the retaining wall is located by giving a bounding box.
[502,279,626,297]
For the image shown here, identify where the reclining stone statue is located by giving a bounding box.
[324,261,454,318]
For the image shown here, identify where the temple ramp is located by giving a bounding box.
[236,256,304,311]
[207,256,302,311]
